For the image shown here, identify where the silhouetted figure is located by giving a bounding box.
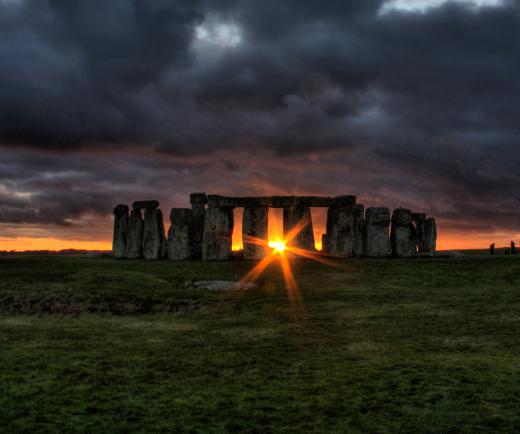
[490,243,495,255]
[511,241,516,255]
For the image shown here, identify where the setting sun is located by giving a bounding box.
[268,240,286,252]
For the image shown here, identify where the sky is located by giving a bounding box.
[0,0,519,251]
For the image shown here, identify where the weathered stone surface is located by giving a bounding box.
[132,200,159,210]
[112,204,129,258]
[143,208,166,260]
[242,206,269,259]
[283,206,315,251]
[323,205,356,257]
[167,208,193,260]
[207,195,356,208]
[424,217,437,253]
[391,208,417,257]
[364,207,392,257]
[202,206,234,260]
[190,193,207,259]
[126,209,144,258]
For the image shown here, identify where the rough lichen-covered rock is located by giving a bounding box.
[391,208,417,257]
[143,208,166,260]
[283,205,315,251]
[190,193,207,259]
[112,204,129,258]
[424,217,437,253]
[125,208,144,258]
[202,206,234,260]
[242,206,269,259]
[168,208,193,260]
[364,207,392,257]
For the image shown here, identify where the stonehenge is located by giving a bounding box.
[126,208,144,258]
[202,206,234,260]
[112,193,438,260]
[243,206,269,259]
[283,205,315,251]
[168,209,193,260]
[391,208,417,257]
[112,204,129,258]
[364,207,392,257]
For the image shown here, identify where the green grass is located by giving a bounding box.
[1,254,520,433]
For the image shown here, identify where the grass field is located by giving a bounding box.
[1,254,520,433]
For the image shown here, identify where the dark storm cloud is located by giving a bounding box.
[0,0,519,243]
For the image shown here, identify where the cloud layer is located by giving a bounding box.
[1,0,519,247]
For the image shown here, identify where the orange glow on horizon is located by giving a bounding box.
[0,237,111,252]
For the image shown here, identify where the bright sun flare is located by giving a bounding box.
[268,240,286,252]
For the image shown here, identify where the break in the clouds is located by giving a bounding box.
[0,0,519,246]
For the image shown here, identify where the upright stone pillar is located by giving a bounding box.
[190,193,207,259]
[136,201,166,260]
[413,213,428,253]
[126,208,144,258]
[391,208,417,257]
[168,208,193,260]
[283,205,315,251]
[112,204,129,258]
[242,206,269,259]
[353,204,365,257]
[323,205,362,257]
[424,218,437,253]
[202,206,234,260]
[364,207,392,257]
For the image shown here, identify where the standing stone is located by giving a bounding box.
[321,234,330,254]
[190,193,207,259]
[168,208,193,260]
[364,207,392,257]
[243,206,269,259]
[413,213,428,253]
[143,208,167,260]
[353,204,365,257]
[424,217,437,253]
[323,206,355,257]
[126,208,144,259]
[391,208,417,257]
[112,204,129,258]
[283,206,315,251]
[202,206,234,260]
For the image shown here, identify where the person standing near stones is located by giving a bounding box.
[511,241,516,255]
[490,243,495,255]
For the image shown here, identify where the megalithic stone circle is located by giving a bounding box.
[143,206,167,260]
[242,206,269,259]
[202,206,234,260]
[391,208,417,257]
[112,204,129,258]
[283,205,315,251]
[323,205,355,257]
[126,208,144,258]
[168,208,194,260]
[364,207,392,257]
[424,218,437,253]
[190,193,207,259]
[412,213,428,253]
[353,204,365,257]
